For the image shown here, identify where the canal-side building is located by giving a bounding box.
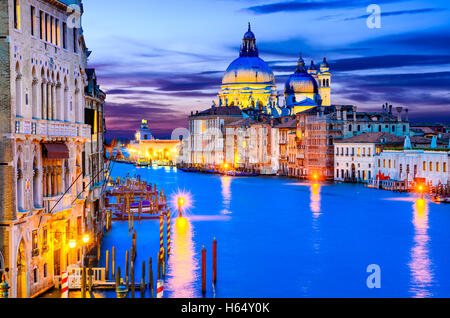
[84,68,107,249]
[293,104,411,180]
[374,137,450,186]
[224,114,279,174]
[128,119,180,165]
[274,117,296,176]
[187,106,243,166]
[375,149,449,186]
[334,132,404,183]
[0,0,101,298]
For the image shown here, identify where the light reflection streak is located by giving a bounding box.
[165,217,199,298]
[221,176,232,214]
[409,199,434,298]
[310,183,322,218]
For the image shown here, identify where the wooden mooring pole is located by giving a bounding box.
[213,238,217,285]
[202,246,206,295]
[125,250,130,288]
[112,246,116,280]
[131,260,135,298]
[140,261,146,298]
[149,257,154,298]
[105,250,110,281]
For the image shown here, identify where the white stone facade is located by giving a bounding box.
[375,150,449,186]
[0,0,97,298]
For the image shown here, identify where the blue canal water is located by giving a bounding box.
[96,163,450,298]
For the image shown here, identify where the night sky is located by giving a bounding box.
[81,0,450,140]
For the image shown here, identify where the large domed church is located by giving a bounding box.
[217,24,332,116]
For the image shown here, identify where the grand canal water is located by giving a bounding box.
[94,163,450,298]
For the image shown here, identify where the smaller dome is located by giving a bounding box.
[308,61,316,71]
[285,55,318,94]
[320,57,329,69]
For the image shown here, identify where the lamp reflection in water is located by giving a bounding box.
[221,176,232,214]
[165,216,199,298]
[409,198,434,298]
[310,183,322,218]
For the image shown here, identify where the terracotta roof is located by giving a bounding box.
[274,119,296,129]
[335,132,404,145]
[190,106,243,117]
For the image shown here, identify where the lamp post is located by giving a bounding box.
[177,197,185,218]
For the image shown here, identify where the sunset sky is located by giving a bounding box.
[81,0,450,140]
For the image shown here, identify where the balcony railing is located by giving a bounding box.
[15,118,91,139]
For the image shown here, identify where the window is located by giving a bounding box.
[32,230,39,257]
[73,28,78,53]
[436,162,440,172]
[77,216,82,236]
[30,6,35,36]
[392,126,396,132]
[389,160,391,169]
[378,125,382,132]
[62,22,67,48]
[349,125,352,132]
[429,162,433,172]
[14,0,21,30]
[55,19,60,46]
[50,16,54,44]
[357,125,361,132]
[39,11,44,40]
[383,159,386,168]
[423,161,426,171]
[42,227,48,250]
[43,263,48,278]
[33,268,38,284]
[444,162,447,173]
[45,13,49,42]
[357,148,361,157]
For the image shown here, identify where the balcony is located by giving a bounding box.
[14,118,91,139]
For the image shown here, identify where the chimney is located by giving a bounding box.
[353,106,357,121]
[405,108,409,121]
[389,105,393,114]
[336,106,342,120]
[396,107,403,122]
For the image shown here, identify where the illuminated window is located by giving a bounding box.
[357,148,361,157]
[32,230,39,257]
[383,159,386,168]
[45,13,50,42]
[436,162,440,172]
[42,226,48,250]
[429,162,433,172]
[14,0,20,30]
[368,148,371,156]
[423,161,426,171]
[388,160,391,169]
[444,162,447,173]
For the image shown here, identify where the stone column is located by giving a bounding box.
[41,79,47,120]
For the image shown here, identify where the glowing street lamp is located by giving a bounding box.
[82,234,90,244]
[418,184,425,200]
[68,239,77,249]
[178,197,186,217]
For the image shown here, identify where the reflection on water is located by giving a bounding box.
[310,183,322,254]
[165,217,199,298]
[409,199,434,298]
[221,176,232,214]
[310,183,322,218]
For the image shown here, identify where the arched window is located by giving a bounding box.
[17,156,24,211]
[33,157,40,208]
[349,125,352,132]
[63,77,69,121]
[15,62,23,117]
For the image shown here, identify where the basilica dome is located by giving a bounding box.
[285,56,318,95]
[222,56,275,85]
[222,23,275,85]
